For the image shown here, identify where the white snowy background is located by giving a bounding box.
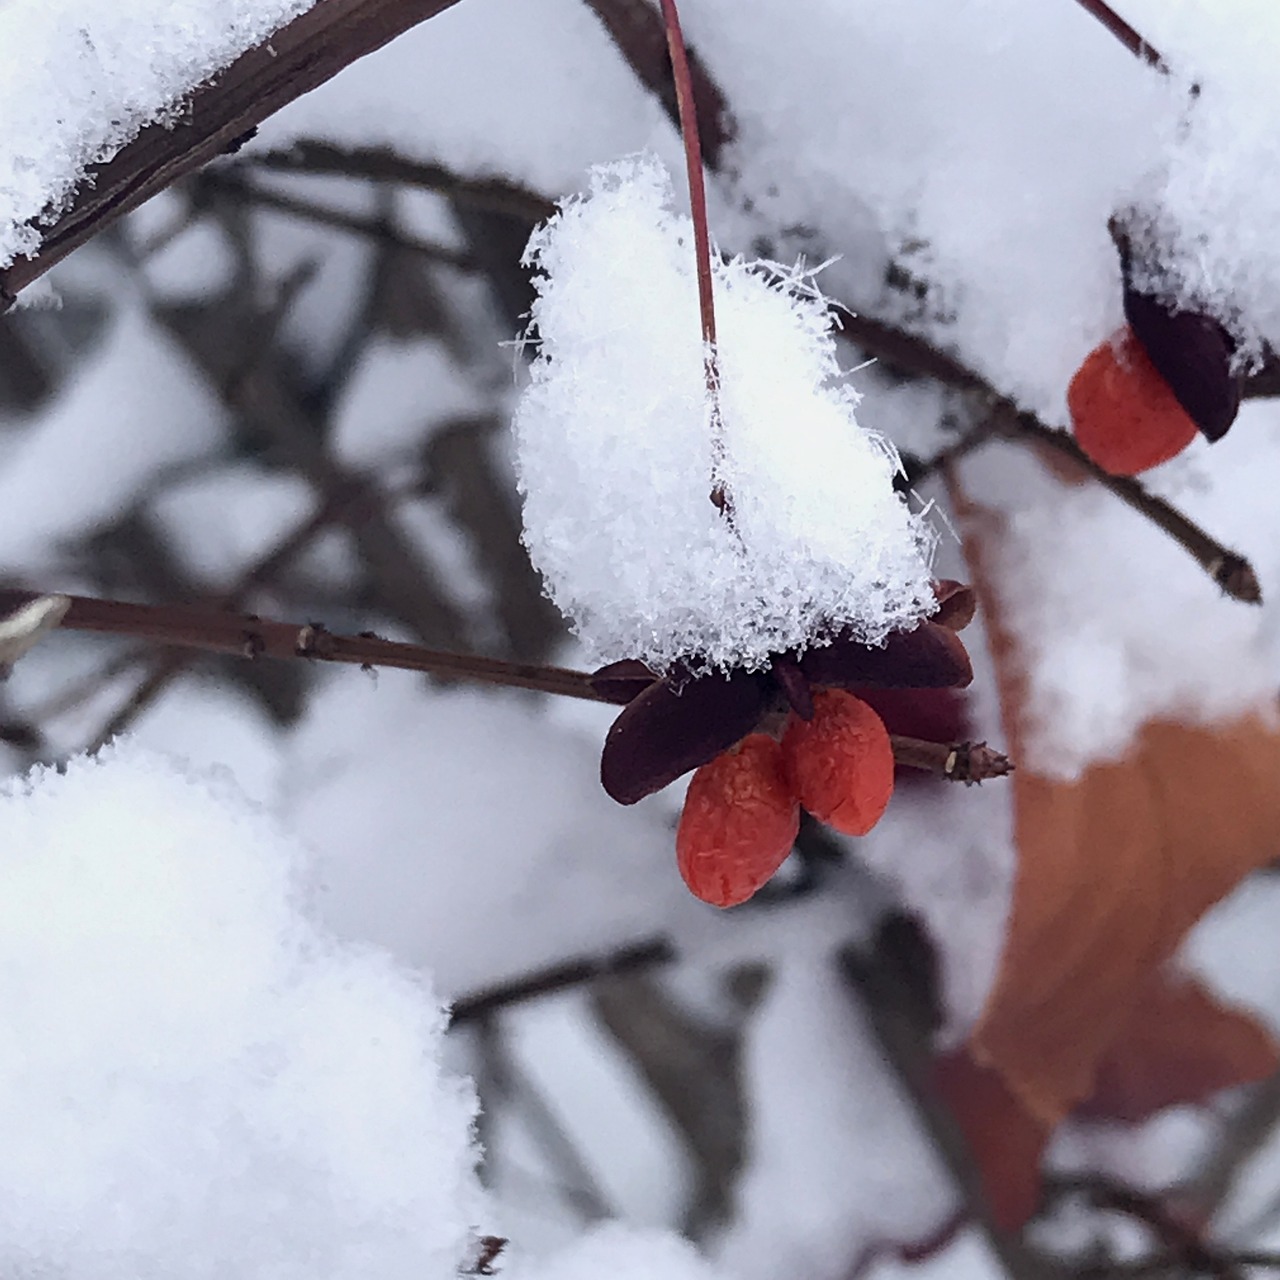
[2,2,1280,1279]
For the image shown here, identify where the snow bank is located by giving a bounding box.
[0,741,482,1280]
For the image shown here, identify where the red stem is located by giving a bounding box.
[1072,0,1169,73]
[657,0,727,510]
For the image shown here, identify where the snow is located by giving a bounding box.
[717,950,956,1280]
[0,0,317,270]
[280,672,704,997]
[8,0,1280,1272]
[0,741,482,1280]
[956,412,1280,777]
[1128,3,1280,358]
[514,154,936,674]
[257,0,677,199]
[0,304,225,571]
[510,1224,728,1280]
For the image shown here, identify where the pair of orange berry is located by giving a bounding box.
[676,688,893,908]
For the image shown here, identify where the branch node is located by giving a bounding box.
[295,622,334,659]
[948,740,1014,785]
[1211,554,1263,605]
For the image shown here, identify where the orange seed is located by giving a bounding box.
[783,689,894,836]
[676,734,800,908]
[1068,327,1198,476]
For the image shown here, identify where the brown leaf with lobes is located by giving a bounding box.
[1079,969,1278,1124]
[935,968,1277,1232]
[951,472,1280,1129]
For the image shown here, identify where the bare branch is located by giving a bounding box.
[240,139,557,222]
[0,589,604,702]
[451,937,675,1025]
[583,0,733,167]
[0,0,466,306]
[891,734,1014,784]
[1001,413,1262,605]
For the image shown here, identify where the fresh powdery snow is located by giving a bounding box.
[0,742,482,1280]
[513,153,937,675]
[0,0,316,269]
[0,740,756,1280]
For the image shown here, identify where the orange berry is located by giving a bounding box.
[782,689,894,836]
[676,734,800,908]
[1068,327,1198,476]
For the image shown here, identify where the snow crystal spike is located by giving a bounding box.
[770,655,814,720]
[590,659,661,705]
[600,669,773,805]
[1123,286,1241,442]
[798,621,974,691]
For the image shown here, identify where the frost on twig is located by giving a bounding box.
[513,154,937,675]
[0,594,69,673]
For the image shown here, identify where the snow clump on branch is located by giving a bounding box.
[514,153,937,676]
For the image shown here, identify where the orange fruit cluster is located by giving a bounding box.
[675,689,894,907]
[1067,327,1198,476]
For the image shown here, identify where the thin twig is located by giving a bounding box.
[889,734,1013,784]
[583,0,734,168]
[1001,413,1262,604]
[0,590,602,700]
[196,171,479,269]
[238,140,557,223]
[657,0,728,514]
[450,937,675,1025]
[7,589,1010,779]
[1071,0,1170,74]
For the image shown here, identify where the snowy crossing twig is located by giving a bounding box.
[0,0,466,306]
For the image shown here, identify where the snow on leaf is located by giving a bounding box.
[955,481,1280,1130]
[513,153,936,675]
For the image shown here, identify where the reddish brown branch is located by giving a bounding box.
[1072,0,1170,73]
[890,735,1013,784]
[0,0,465,307]
[3,589,1011,780]
[583,0,733,167]
[1002,413,1262,605]
[0,590,601,702]
[656,0,728,514]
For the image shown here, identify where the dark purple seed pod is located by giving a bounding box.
[600,669,772,805]
[932,579,976,632]
[1123,285,1241,442]
[590,659,661,705]
[798,621,974,691]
